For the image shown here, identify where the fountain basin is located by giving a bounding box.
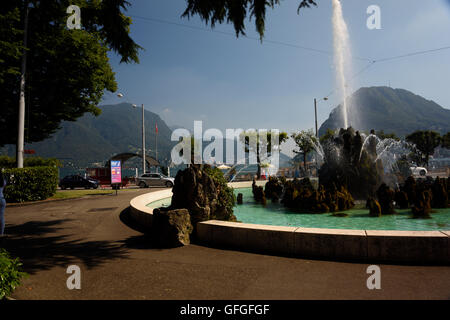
[130,181,450,264]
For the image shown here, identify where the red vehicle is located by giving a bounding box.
[86,167,130,188]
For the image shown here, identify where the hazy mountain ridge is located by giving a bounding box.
[2,103,175,167]
[0,103,294,170]
[318,87,450,137]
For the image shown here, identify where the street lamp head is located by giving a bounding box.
[132,104,137,108]
[323,97,328,101]
[117,93,124,98]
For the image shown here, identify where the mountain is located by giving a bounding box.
[0,103,294,174]
[2,103,175,168]
[169,125,192,133]
[279,152,292,167]
[318,87,450,137]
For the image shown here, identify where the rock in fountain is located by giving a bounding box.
[151,208,193,247]
[366,197,381,217]
[237,193,243,205]
[412,190,432,219]
[318,127,383,199]
[403,176,417,207]
[264,176,284,201]
[431,177,449,208]
[396,175,449,218]
[394,190,409,209]
[252,180,266,204]
[161,165,237,244]
[376,183,396,215]
[278,178,354,214]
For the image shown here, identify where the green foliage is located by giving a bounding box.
[406,130,441,167]
[3,166,59,203]
[182,0,317,39]
[0,156,16,168]
[0,0,141,146]
[319,128,336,144]
[0,249,27,300]
[442,132,450,149]
[291,129,317,169]
[203,165,236,218]
[0,156,61,168]
[377,130,399,141]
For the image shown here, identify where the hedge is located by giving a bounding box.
[3,166,59,203]
[0,156,61,168]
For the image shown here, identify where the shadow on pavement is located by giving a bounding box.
[119,207,150,234]
[120,235,161,250]
[1,219,130,274]
[119,207,177,251]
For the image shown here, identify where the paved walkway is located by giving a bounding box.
[2,189,449,300]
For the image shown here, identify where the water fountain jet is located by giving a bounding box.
[332,0,353,129]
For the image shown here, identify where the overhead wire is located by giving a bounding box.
[129,14,450,100]
[130,15,372,62]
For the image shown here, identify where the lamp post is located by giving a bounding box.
[17,4,30,168]
[138,103,145,174]
[314,97,328,137]
[118,94,146,174]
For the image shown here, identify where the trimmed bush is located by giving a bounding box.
[0,249,27,300]
[0,156,15,168]
[3,166,59,203]
[0,156,61,168]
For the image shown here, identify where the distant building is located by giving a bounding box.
[429,157,450,169]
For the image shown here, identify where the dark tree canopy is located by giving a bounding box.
[406,130,441,167]
[442,132,450,149]
[0,0,141,147]
[182,0,318,39]
[376,130,400,141]
[291,129,317,171]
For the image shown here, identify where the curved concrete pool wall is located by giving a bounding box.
[129,188,173,229]
[128,181,266,229]
[129,182,450,264]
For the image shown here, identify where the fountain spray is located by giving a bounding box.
[332,0,353,129]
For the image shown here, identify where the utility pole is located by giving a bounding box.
[314,97,328,138]
[314,98,318,137]
[117,94,146,175]
[155,121,158,173]
[142,104,146,174]
[17,4,30,168]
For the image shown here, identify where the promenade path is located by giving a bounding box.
[2,188,449,300]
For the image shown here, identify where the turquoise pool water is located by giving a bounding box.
[146,188,450,231]
[147,197,172,209]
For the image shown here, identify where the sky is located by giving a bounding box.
[101,0,450,155]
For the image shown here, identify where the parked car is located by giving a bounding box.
[137,173,174,188]
[410,166,427,176]
[59,175,100,190]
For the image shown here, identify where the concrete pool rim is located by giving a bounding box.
[129,181,450,264]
